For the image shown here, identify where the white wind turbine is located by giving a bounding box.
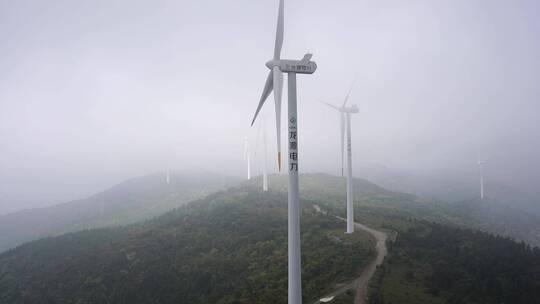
[478,160,486,199]
[250,0,317,303]
[322,84,358,234]
[255,116,269,191]
[244,137,251,180]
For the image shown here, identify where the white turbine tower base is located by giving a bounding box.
[321,83,358,234]
[256,117,270,192]
[480,174,484,199]
[287,73,301,304]
[478,160,485,199]
[250,1,317,303]
[262,117,269,192]
[345,113,354,234]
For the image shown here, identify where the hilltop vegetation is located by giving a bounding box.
[368,220,540,304]
[449,198,540,247]
[247,173,410,202]
[4,171,538,256]
[1,173,540,303]
[0,171,234,252]
[361,165,540,217]
[0,187,374,304]
[263,174,540,247]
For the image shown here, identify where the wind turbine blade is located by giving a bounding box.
[273,66,283,171]
[251,71,274,126]
[274,0,284,60]
[340,112,345,176]
[342,81,356,108]
[320,101,342,111]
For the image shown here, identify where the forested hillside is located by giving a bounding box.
[0,187,374,304]
[264,174,540,247]
[0,171,235,252]
[5,171,538,257]
[450,198,540,247]
[2,174,540,303]
[369,220,540,304]
[360,165,540,216]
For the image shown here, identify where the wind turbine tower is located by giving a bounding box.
[255,116,269,191]
[261,117,269,191]
[478,160,485,199]
[251,0,317,303]
[322,85,358,234]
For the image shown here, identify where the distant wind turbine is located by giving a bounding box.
[244,137,251,180]
[322,83,358,234]
[166,169,170,184]
[250,0,317,303]
[255,116,269,191]
[262,121,268,191]
[478,160,486,199]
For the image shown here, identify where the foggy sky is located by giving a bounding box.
[1,0,539,214]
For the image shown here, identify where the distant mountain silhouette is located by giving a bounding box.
[449,197,540,247]
[360,164,540,215]
[0,170,237,252]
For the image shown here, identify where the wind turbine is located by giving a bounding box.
[244,137,251,180]
[478,160,486,199]
[322,84,358,234]
[262,121,268,191]
[250,0,317,303]
[255,116,269,191]
[166,169,170,184]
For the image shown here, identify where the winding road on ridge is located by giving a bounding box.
[312,205,388,304]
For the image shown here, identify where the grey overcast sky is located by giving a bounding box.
[1,0,539,214]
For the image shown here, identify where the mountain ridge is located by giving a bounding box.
[0,187,374,304]
[0,170,237,252]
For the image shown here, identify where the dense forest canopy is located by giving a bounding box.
[1,174,540,303]
[369,221,540,304]
[0,188,373,304]
[0,171,234,253]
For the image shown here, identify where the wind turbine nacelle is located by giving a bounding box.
[343,106,359,113]
[279,60,317,74]
[266,59,317,74]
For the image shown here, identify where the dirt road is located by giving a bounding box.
[312,205,388,304]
